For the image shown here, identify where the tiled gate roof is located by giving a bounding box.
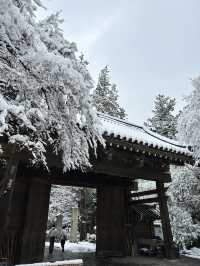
[98,113,192,158]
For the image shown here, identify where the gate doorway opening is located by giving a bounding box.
[45,185,97,262]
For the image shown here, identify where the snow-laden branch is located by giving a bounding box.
[0,0,104,171]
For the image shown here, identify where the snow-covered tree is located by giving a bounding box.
[93,66,126,119]
[79,187,96,240]
[48,185,80,228]
[145,93,200,247]
[169,203,200,248]
[145,94,178,139]
[0,0,102,172]
[169,77,200,247]
[168,166,200,247]
[178,77,200,162]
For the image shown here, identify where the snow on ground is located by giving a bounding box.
[16,260,83,266]
[45,241,96,253]
[182,247,200,260]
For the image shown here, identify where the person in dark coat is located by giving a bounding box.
[60,225,68,252]
[48,225,58,255]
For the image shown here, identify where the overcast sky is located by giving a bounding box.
[37,0,200,123]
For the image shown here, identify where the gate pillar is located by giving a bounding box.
[96,185,128,257]
[156,180,177,259]
[0,176,28,265]
[20,178,51,263]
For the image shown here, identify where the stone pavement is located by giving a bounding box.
[44,247,200,266]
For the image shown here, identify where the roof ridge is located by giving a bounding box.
[142,126,187,149]
[98,112,188,150]
[98,112,143,129]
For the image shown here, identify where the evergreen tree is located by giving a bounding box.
[107,84,126,119]
[93,66,126,119]
[145,94,178,139]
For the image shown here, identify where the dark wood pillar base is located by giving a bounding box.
[165,246,180,259]
[156,181,178,259]
[96,185,128,258]
[0,176,29,265]
[20,178,51,264]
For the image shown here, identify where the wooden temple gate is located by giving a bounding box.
[0,114,194,265]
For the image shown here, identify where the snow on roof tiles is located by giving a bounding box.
[98,113,192,157]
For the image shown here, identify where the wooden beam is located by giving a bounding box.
[131,187,168,198]
[51,175,131,188]
[16,165,132,188]
[94,163,171,182]
[103,136,194,165]
[129,197,163,205]
[93,147,171,182]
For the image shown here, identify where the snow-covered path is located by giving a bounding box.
[182,247,200,260]
[44,241,96,265]
[45,241,96,253]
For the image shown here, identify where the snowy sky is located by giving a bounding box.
[37,0,200,123]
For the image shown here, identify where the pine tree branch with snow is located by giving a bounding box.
[178,77,200,163]
[169,166,200,247]
[0,0,103,171]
